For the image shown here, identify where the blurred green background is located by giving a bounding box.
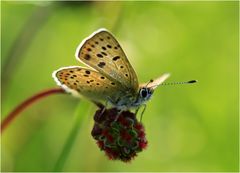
[1,1,238,172]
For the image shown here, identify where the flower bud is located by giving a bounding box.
[91,107,148,162]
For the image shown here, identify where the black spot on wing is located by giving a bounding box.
[97,54,103,58]
[84,54,91,60]
[101,52,107,56]
[113,56,120,61]
[98,62,106,68]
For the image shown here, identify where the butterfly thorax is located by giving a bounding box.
[110,87,153,110]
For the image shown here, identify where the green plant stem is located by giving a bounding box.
[53,101,92,171]
[1,88,65,133]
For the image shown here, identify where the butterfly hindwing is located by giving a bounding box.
[75,29,139,94]
[53,66,123,102]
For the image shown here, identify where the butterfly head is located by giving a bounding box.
[134,74,170,106]
[135,80,155,105]
[138,86,154,103]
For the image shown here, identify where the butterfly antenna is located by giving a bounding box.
[160,80,198,86]
[146,79,154,87]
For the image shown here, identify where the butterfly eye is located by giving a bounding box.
[140,88,148,98]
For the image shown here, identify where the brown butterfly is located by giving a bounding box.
[52,29,170,111]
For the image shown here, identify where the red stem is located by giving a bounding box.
[1,88,65,133]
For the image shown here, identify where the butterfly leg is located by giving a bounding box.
[113,108,124,122]
[92,101,104,109]
[135,107,140,115]
[99,100,109,116]
[113,104,129,122]
[139,104,147,122]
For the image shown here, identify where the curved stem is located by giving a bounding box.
[1,88,65,133]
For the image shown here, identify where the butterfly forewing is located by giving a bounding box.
[75,29,139,94]
[54,67,123,102]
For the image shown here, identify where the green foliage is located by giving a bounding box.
[1,1,238,172]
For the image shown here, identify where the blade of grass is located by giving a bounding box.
[53,101,92,171]
[2,4,54,97]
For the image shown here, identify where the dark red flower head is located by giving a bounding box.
[91,107,148,162]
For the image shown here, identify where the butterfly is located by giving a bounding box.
[52,28,170,111]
